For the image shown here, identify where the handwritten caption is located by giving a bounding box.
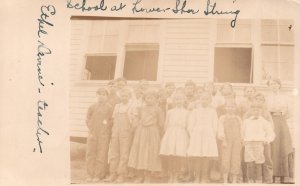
[67,0,240,28]
[34,5,56,153]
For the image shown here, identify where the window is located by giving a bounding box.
[214,47,253,83]
[215,19,253,83]
[261,20,294,82]
[85,55,116,80]
[123,44,159,81]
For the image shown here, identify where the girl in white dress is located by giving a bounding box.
[160,90,190,183]
[187,92,219,183]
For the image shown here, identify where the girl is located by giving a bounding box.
[203,82,225,109]
[85,88,113,182]
[104,88,134,183]
[160,90,190,183]
[218,101,242,183]
[128,90,164,183]
[266,78,293,183]
[187,92,219,183]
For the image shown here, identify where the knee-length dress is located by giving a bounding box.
[267,93,293,177]
[160,107,189,157]
[128,105,164,172]
[187,106,219,157]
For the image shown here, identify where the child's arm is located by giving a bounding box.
[164,110,170,132]
[212,109,219,136]
[86,104,95,129]
[157,106,165,130]
[187,110,196,135]
[263,119,276,144]
[217,116,225,141]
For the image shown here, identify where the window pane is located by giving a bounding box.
[261,20,278,43]
[217,23,234,43]
[261,45,278,62]
[85,56,116,80]
[279,63,294,81]
[123,46,159,81]
[214,48,252,83]
[279,46,294,63]
[279,20,294,43]
[235,24,252,43]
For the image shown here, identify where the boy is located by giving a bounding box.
[86,88,113,182]
[241,103,275,183]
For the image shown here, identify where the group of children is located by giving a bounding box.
[84,77,294,184]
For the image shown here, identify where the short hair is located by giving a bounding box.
[253,92,265,102]
[143,89,159,100]
[165,82,175,88]
[185,80,196,88]
[267,78,282,88]
[96,87,109,96]
[115,77,127,84]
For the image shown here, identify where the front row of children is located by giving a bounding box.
[85,82,276,184]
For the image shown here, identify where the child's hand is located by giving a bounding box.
[222,140,227,147]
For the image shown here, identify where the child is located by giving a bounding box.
[165,82,176,111]
[128,90,164,183]
[160,90,190,183]
[218,101,242,183]
[187,92,219,183]
[241,103,275,183]
[104,88,134,183]
[85,88,113,182]
[204,82,225,109]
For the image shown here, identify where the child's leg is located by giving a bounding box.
[134,170,145,183]
[221,142,231,183]
[116,131,133,182]
[94,134,110,180]
[246,162,255,182]
[86,134,97,179]
[262,143,273,183]
[255,163,263,183]
[230,140,241,183]
[201,157,211,183]
[103,134,119,182]
[241,147,248,182]
[194,157,201,183]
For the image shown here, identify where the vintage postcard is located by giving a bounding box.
[0,0,299,186]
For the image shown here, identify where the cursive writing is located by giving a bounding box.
[38,5,56,38]
[172,0,199,14]
[67,0,107,12]
[34,101,50,153]
[132,0,170,14]
[204,0,240,28]
[37,40,51,87]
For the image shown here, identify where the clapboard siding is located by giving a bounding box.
[162,19,211,83]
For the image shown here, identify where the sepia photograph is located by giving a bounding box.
[69,18,297,184]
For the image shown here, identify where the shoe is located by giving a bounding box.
[92,178,100,183]
[134,176,144,183]
[115,175,125,183]
[85,177,93,182]
[103,173,117,182]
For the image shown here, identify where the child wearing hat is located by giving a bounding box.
[128,89,164,183]
[85,88,113,182]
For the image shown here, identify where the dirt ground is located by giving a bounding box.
[70,141,293,184]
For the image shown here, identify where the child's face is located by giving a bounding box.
[269,81,280,92]
[244,87,256,98]
[222,85,232,95]
[97,92,108,103]
[135,90,143,99]
[166,85,175,96]
[117,81,126,90]
[254,96,265,107]
[174,95,185,107]
[200,94,211,107]
[145,95,156,106]
[120,93,130,104]
[225,105,236,114]
[252,105,262,117]
[185,85,195,97]
[204,83,214,93]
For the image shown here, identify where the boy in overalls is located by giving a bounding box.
[86,88,113,182]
